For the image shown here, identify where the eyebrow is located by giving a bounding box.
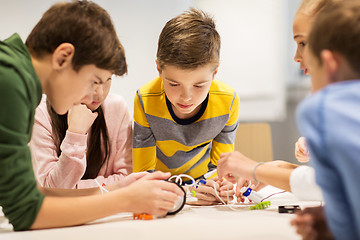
[95,75,112,84]
[293,34,304,40]
[165,78,209,85]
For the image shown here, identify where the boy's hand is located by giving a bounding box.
[126,171,184,216]
[187,178,234,205]
[67,104,98,134]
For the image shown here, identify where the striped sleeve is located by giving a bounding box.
[210,92,239,165]
[132,91,157,172]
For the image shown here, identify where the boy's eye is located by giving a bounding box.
[194,85,203,88]
[169,83,179,87]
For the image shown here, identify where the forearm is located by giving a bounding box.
[34,131,87,189]
[30,190,129,229]
[76,173,126,189]
[255,164,292,192]
[39,186,100,197]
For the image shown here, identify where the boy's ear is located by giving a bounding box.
[52,43,75,70]
[213,66,219,77]
[321,50,338,83]
[155,59,161,74]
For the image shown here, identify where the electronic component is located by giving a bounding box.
[278,205,301,214]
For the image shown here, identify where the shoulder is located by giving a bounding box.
[102,93,130,120]
[0,65,24,93]
[33,95,52,128]
[296,89,324,135]
[208,80,239,108]
[137,77,164,97]
[209,79,236,96]
[103,93,129,111]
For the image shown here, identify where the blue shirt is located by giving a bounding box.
[296,80,360,240]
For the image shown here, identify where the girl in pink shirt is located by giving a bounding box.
[31,77,140,189]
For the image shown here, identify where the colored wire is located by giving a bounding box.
[94,179,109,194]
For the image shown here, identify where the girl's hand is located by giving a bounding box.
[115,172,149,188]
[67,104,98,134]
[295,137,310,163]
[218,151,257,183]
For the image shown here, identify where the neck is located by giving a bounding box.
[335,57,360,82]
[30,54,52,94]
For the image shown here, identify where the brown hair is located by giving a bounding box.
[26,0,127,76]
[297,0,339,16]
[308,1,360,75]
[47,99,110,179]
[156,8,220,70]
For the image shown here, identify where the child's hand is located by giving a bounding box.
[187,179,219,206]
[187,178,234,206]
[290,206,333,240]
[115,172,149,188]
[67,104,98,134]
[218,151,257,183]
[216,177,235,203]
[295,137,310,163]
[125,171,184,216]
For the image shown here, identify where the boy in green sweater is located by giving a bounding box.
[0,1,182,231]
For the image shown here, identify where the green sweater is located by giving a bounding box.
[0,34,44,231]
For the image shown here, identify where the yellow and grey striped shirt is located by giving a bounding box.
[133,77,239,179]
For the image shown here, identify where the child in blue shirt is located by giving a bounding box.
[291,1,360,239]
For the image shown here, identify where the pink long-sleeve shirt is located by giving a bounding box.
[30,93,133,189]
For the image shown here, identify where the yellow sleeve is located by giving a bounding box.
[210,92,240,165]
[132,92,157,172]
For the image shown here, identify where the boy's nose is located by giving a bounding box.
[181,89,192,102]
[95,84,104,97]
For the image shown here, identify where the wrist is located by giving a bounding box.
[252,162,265,185]
[67,127,87,135]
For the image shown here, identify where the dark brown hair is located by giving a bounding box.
[26,0,127,76]
[47,99,110,179]
[308,1,360,75]
[157,8,220,70]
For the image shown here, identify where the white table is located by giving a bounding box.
[0,186,322,240]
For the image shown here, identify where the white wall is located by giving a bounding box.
[195,0,288,121]
[0,0,298,122]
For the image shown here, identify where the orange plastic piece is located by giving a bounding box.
[133,213,154,220]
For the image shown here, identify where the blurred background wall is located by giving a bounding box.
[0,0,311,164]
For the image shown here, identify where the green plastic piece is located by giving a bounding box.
[250,201,271,210]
